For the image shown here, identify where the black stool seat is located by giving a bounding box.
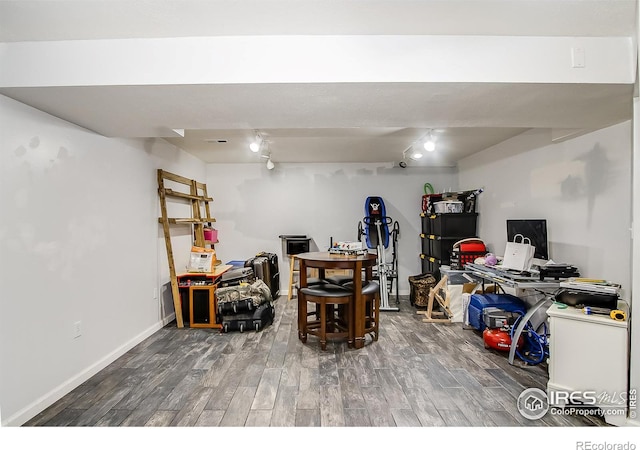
[296,277,325,289]
[325,274,353,285]
[342,280,379,294]
[300,283,352,298]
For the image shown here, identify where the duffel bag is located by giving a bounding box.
[215,278,272,307]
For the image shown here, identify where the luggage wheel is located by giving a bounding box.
[255,323,259,332]
[239,323,244,333]
[223,323,228,333]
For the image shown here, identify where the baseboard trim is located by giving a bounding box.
[2,316,173,427]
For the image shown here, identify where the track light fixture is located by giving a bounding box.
[403,130,437,162]
[423,131,436,152]
[249,132,263,153]
[401,145,416,163]
[259,144,276,170]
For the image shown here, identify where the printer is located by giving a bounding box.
[555,278,620,309]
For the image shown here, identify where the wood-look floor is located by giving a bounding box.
[24,295,607,427]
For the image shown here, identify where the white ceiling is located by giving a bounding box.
[0,0,637,166]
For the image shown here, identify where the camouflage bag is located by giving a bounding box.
[215,278,272,308]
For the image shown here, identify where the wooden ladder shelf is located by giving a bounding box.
[157,169,217,328]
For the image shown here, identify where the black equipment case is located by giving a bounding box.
[555,288,618,309]
[245,252,280,298]
[221,302,275,333]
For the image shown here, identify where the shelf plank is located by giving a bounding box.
[162,188,213,202]
[159,170,195,186]
[158,218,217,224]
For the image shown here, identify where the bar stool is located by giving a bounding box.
[297,284,354,350]
[362,281,381,341]
[343,280,380,342]
[288,255,325,301]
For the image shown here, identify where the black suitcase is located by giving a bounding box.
[221,302,275,333]
[217,298,255,316]
[220,267,255,287]
[245,252,280,298]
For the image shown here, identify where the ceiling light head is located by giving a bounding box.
[411,148,424,160]
[266,158,275,170]
[423,130,436,152]
[249,132,263,153]
[423,139,435,152]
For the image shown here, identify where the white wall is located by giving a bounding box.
[1,93,632,427]
[459,121,636,425]
[206,162,459,294]
[0,95,205,426]
[457,122,633,298]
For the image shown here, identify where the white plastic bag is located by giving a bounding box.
[187,246,216,273]
[502,234,535,271]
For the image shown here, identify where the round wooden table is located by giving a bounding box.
[296,251,378,349]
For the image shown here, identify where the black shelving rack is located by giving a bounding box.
[419,189,481,277]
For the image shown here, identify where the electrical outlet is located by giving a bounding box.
[73,321,82,338]
[571,46,585,68]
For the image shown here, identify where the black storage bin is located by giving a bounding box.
[420,213,431,235]
[427,236,460,262]
[420,235,430,255]
[427,213,478,237]
[420,254,443,279]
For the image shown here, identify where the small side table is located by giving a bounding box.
[176,265,231,328]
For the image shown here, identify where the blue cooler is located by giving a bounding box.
[468,293,526,331]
